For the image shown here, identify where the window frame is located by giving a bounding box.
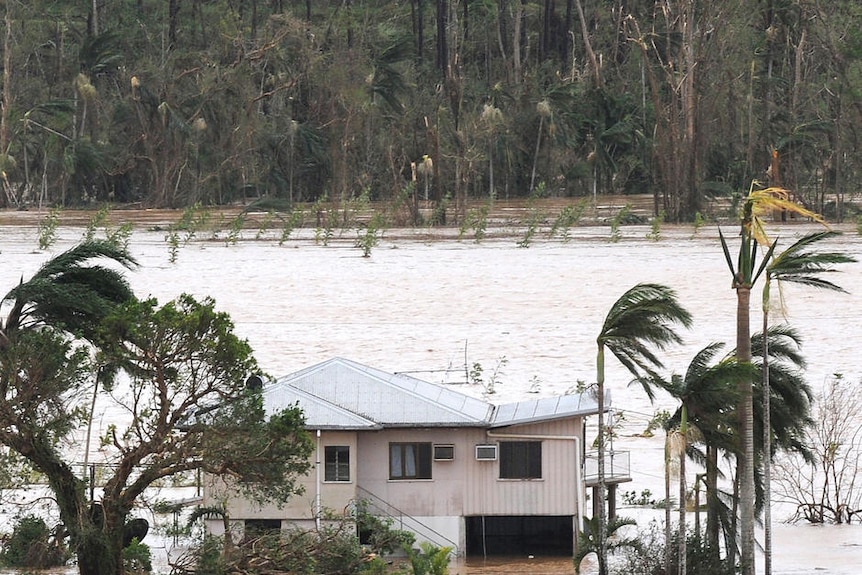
[498,440,542,479]
[389,442,433,480]
[324,445,351,482]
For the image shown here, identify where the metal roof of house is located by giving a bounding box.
[261,381,381,430]
[491,394,601,428]
[263,357,601,430]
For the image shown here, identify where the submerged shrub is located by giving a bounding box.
[610,522,734,575]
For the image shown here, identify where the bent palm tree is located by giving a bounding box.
[0,240,138,494]
[0,240,138,345]
[594,283,691,575]
[656,343,747,570]
[759,231,852,574]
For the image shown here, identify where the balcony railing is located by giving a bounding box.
[583,450,631,486]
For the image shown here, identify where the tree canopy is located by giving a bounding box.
[2,1,862,221]
[0,243,313,575]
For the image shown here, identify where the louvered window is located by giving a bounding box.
[325,446,350,482]
[499,441,542,479]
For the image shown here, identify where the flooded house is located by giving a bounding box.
[202,357,628,557]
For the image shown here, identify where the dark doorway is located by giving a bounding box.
[465,515,573,556]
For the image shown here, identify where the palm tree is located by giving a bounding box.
[0,240,138,347]
[718,185,821,575]
[0,240,138,482]
[656,343,747,571]
[594,283,692,575]
[574,516,640,574]
[666,406,702,575]
[758,231,852,575]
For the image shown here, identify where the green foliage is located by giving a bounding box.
[517,206,545,248]
[468,356,508,395]
[279,209,305,245]
[1,0,861,220]
[403,542,452,575]
[188,534,227,575]
[459,206,489,242]
[37,208,61,250]
[642,409,672,437]
[356,501,415,555]
[341,188,373,232]
[185,518,404,575]
[621,489,657,507]
[692,211,707,235]
[165,204,211,263]
[254,212,277,239]
[646,211,665,241]
[122,538,152,574]
[0,515,68,569]
[549,202,586,241]
[609,204,633,242]
[225,213,246,246]
[313,196,337,245]
[83,206,110,242]
[609,522,734,575]
[574,515,640,574]
[83,207,134,249]
[356,212,387,257]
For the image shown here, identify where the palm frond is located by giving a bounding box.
[746,187,824,245]
[750,325,806,369]
[600,283,692,397]
[768,231,855,292]
[2,241,138,338]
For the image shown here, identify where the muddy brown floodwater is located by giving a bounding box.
[1,216,861,575]
[455,555,577,574]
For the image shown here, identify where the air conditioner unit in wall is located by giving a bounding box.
[433,444,455,461]
[475,444,498,461]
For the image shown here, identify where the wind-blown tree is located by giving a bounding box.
[593,283,692,575]
[657,343,746,573]
[718,185,821,575]
[655,328,812,568]
[759,230,854,575]
[0,244,314,575]
[0,240,138,347]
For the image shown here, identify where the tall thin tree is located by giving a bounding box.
[760,230,854,575]
[594,283,692,575]
[719,184,823,575]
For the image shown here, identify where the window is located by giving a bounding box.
[499,441,542,479]
[389,442,432,479]
[433,444,455,461]
[325,446,350,482]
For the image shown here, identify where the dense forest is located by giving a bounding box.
[1,0,861,222]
